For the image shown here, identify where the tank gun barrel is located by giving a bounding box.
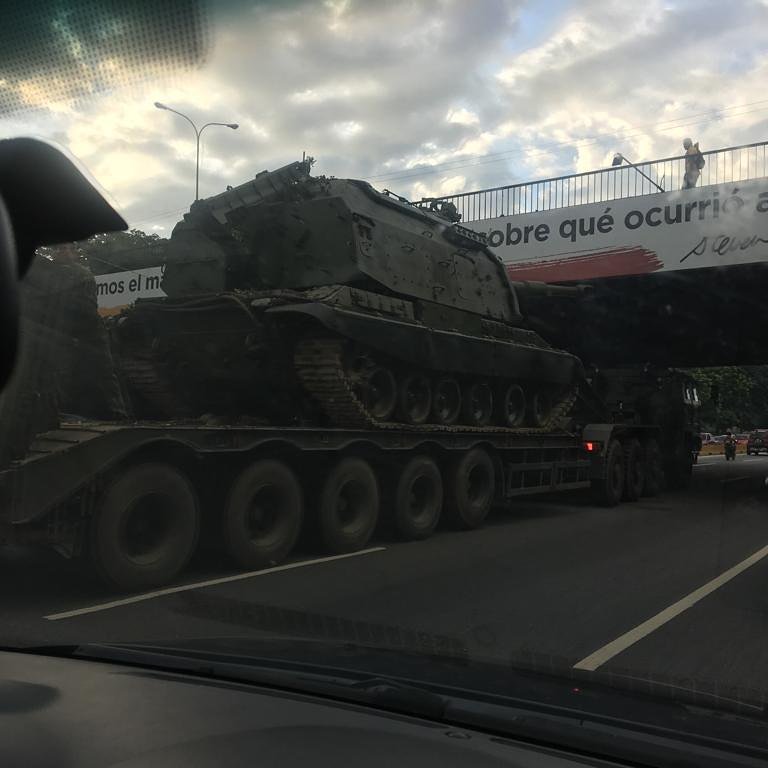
[510,280,593,299]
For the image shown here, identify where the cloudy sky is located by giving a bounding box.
[2,0,768,235]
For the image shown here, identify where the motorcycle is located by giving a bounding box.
[724,437,737,461]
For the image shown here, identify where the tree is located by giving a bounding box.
[37,229,168,275]
[743,367,768,428]
[77,229,168,275]
[687,366,768,432]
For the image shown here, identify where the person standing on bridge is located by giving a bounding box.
[682,138,705,189]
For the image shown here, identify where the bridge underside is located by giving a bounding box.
[521,262,768,368]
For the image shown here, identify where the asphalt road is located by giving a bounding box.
[3,453,768,703]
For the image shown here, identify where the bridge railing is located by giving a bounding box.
[418,140,768,223]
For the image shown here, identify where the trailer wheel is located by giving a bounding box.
[642,438,663,496]
[445,448,495,529]
[394,455,443,540]
[591,439,624,507]
[90,463,200,591]
[623,439,645,502]
[224,460,303,570]
[319,457,379,553]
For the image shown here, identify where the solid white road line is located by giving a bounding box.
[45,547,387,621]
[573,543,768,672]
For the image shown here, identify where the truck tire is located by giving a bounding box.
[224,460,303,570]
[591,439,624,507]
[90,463,200,591]
[319,457,379,554]
[642,438,663,497]
[444,447,495,530]
[394,455,443,541]
[623,439,645,502]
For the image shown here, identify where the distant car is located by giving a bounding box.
[746,430,768,455]
[700,431,715,444]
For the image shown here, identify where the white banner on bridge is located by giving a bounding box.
[478,178,768,281]
[95,266,166,316]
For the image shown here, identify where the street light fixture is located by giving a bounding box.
[154,102,239,201]
[611,152,664,192]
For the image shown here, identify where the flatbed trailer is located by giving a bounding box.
[0,418,671,592]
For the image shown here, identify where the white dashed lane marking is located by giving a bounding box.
[574,543,768,671]
[45,547,387,621]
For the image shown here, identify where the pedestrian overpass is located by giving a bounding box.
[424,141,768,367]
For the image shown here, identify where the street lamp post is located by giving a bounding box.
[611,152,664,192]
[154,102,238,201]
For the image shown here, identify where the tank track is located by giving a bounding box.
[294,337,576,433]
[119,357,182,417]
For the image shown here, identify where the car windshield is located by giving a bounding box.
[3,0,768,754]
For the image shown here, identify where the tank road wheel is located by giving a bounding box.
[394,455,443,541]
[445,448,495,530]
[89,463,200,591]
[498,383,526,428]
[529,390,553,428]
[462,381,493,427]
[432,378,461,425]
[397,373,432,425]
[591,439,625,507]
[319,458,379,553]
[623,439,645,502]
[346,352,397,422]
[224,460,303,570]
[642,438,664,497]
[360,367,397,421]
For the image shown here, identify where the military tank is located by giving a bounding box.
[112,160,584,430]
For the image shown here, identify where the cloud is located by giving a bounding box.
[493,0,768,173]
[447,108,480,126]
[289,79,382,105]
[333,120,364,139]
[411,174,468,200]
[2,0,767,235]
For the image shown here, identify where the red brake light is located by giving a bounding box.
[584,441,599,452]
